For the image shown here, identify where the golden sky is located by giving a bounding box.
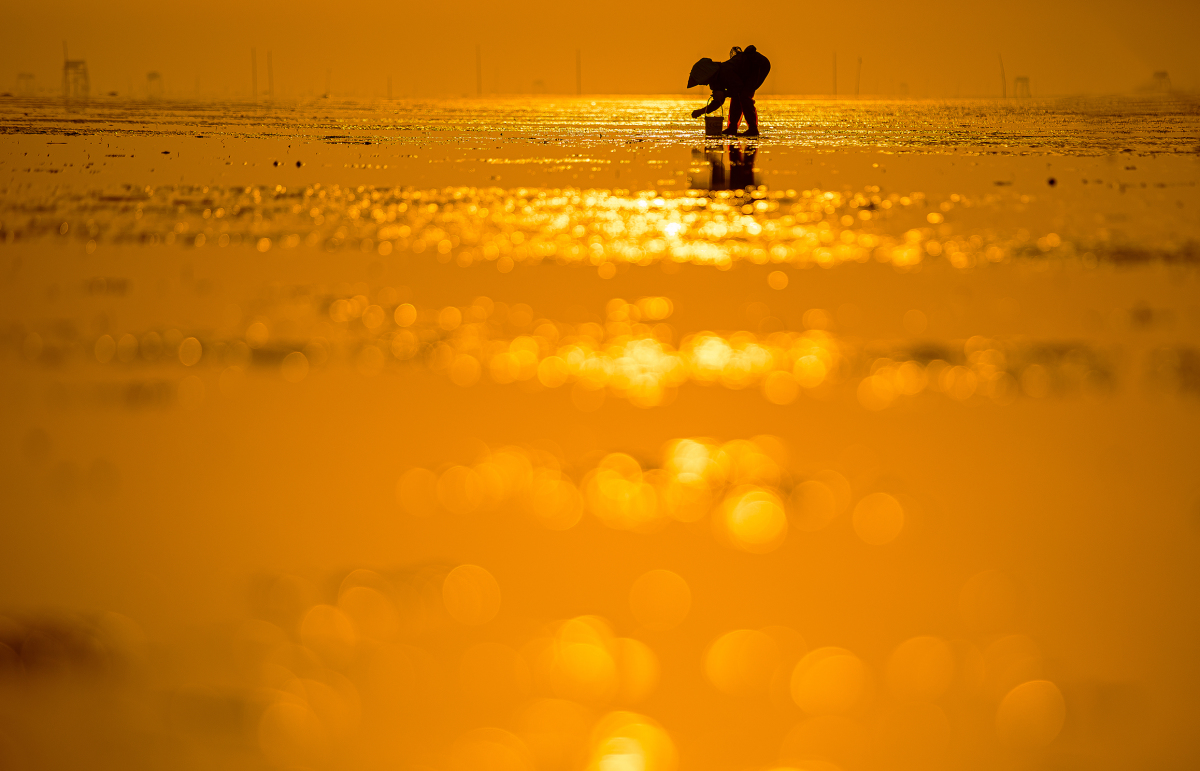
[4,0,1198,97]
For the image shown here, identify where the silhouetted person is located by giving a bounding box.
[688,45,771,137]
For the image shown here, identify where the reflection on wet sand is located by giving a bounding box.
[690,143,760,192]
[5,179,1195,274]
[21,291,1198,414]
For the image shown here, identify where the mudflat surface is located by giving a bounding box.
[1,95,1199,771]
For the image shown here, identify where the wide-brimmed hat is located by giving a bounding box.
[687,58,720,88]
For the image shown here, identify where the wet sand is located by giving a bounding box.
[1,95,1199,771]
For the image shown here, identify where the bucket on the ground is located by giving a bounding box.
[704,115,724,136]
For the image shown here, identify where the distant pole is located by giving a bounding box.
[832,52,837,98]
[325,68,331,99]
[387,75,393,100]
[251,48,258,103]
[267,51,274,101]
[855,57,862,97]
[998,54,1006,98]
[476,45,482,96]
[576,49,582,95]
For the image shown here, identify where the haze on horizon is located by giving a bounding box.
[3,0,1197,99]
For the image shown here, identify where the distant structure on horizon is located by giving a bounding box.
[1013,77,1030,98]
[17,73,35,96]
[1152,71,1171,92]
[62,44,89,100]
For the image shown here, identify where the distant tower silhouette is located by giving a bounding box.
[146,72,164,99]
[1013,77,1030,98]
[1152,71,1171,92]
[61,43,89,101]
[17,73,35,96]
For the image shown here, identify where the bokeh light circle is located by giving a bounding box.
[629,570,692,632]
[443,564,502,626]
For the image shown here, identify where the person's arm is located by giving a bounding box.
[691,90,727,118]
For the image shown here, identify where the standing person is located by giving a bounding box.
[688,45,771,136]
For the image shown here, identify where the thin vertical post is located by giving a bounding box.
[387,76,392,100]
[998,54,1006,98]
[832,52,837,98]
[251,48,258,103]
[267,51,274,101]
[576,49,582,95]
[325,68,331,99]
[476,45,482,96]
[855,57,862,97]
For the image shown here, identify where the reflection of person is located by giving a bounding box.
[688,45,771,137]
[729,144,757,189]
[696,144,758,192]
[702,146,725,189]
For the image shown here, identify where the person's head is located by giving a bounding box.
[688,58,720,88]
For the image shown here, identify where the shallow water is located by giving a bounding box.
[5,95,1199,152]
[1,96,1199,771]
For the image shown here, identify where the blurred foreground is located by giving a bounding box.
[1,96,1199,771]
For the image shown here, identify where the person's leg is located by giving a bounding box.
[741,91,759,135]
[725,93,744,134]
